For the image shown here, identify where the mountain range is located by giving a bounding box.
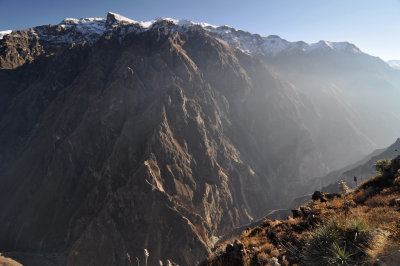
[319,138,400,193]
[0,12,399,265]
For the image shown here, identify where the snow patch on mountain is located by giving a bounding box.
[206,28,362,56]
[387,60,400,70]
[9,12,363,57]
[61,17,105,35]
[0,30,12,40]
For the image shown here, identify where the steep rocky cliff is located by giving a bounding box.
[0,13,399,265]
[0,13,323,265]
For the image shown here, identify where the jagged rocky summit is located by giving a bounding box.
[1,12,362,61]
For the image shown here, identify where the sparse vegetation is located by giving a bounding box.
[202,156,400,265]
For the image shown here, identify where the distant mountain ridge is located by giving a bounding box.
[0,12,363,58]
[320,138,400,193]
[387,60,400,69]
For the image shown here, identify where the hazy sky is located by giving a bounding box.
[1,0,399,61]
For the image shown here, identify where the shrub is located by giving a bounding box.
[349,219,370,233]
[256,252,269,264]
[259,242,274,254]
[353,189,369,203]
[330,242,355,265]
[374,159,392,174]
[358,174,396,192]
[301,219,373,265]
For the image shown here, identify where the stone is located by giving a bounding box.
[389,198,400,206]
[312,191,324,201]
[374,250,400,266]
[225,244,234,253]
[270,257,281,266]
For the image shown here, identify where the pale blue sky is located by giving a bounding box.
[1,0,399,60]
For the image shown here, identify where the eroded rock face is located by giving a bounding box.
[0,22,319,265]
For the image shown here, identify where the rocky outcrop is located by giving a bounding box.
[0,254,21,266]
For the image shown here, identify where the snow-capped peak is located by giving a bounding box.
[1,12,363,57]
[308,40,361,54]
[312,40,335,50]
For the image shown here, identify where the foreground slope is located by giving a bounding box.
[204,156,400,265]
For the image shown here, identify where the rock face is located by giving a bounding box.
[0,13,400,265]
[0,16,314,265]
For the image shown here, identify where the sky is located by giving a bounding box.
[0,0,399,61]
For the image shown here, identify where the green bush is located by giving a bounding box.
[374,159,392,174]
[301,219,372,265]
[358,158,397,191]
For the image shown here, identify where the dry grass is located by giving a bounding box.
[255,252,269,264]
[329,203,400,231]
[367,207,400,230]
[364,229,390,264]
[353,187,374,203]
[205,157,400,266]
[252,242,281,265]
[364,194,389,207]
[243,236,261,249]
[358,174,380,189]
[259,242,274,254]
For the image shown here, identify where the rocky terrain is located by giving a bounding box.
[1,13,400,265]
[203,156,400,265]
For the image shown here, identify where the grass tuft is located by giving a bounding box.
[301,218,373,265]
